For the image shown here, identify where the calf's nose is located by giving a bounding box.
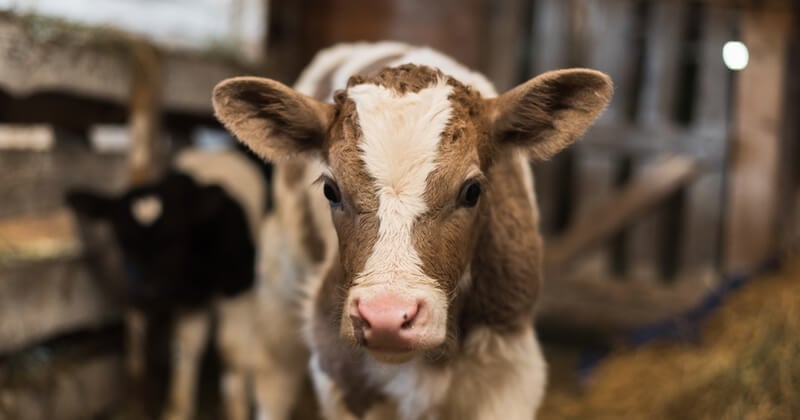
[350,294,424,351]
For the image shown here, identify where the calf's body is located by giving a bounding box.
[68,148,281,420]
[214,42,612,419]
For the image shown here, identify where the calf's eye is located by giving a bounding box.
[458,180,482,208]
[323,179,343,207]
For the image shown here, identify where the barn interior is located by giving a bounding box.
[0,0,798,419]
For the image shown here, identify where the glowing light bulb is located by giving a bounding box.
[723,41,749,71]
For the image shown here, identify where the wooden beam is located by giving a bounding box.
[582,124,727,163]
[0,14,255,114]
[0,143,128,220]
[536,259,713,333]
[0,257,119,354]
[724,9,791,273]
[546,155,700,267]
[0,349,123,417]
[0,208,80,265]
[0,124,54,151]
[127,40,163,185]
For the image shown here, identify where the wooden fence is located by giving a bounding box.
[519,0,798,332]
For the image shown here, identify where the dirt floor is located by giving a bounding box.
[537,255,800,420]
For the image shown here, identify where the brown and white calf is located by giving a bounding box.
[213,42,612,419]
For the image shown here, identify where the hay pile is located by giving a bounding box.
[539,257,800,420]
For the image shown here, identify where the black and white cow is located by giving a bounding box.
[67,146,274,420]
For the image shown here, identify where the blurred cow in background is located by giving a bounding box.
[66,147,281,420]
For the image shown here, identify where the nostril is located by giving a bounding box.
[351,299,371,330]
[400,303,420,330]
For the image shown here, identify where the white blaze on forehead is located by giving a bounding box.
[131,195,162,226]
[348,78,453,280]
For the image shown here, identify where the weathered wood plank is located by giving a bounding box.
[537,257,714,332]
[480,0,526,91]
[0,350,123,419]
[529,0,571,73]
[546,155,700,267]
[581,124,727,163]
[569,145,616,275]
[0,208,79,265]
[0,14,255,114]
[128,40,163,185]
[0,258,119,354]
[584,0,638,125]
[0,144,128,219]
[627,157,669,281]
[624,0,686,282]
[532,159,562,237]
[679,5,735,277]
[724,9,791,273]
[638,0,685,128]
[530,0,579,239]
[0,125,54,151]
[777,13,800,252]
[694,6,736,132]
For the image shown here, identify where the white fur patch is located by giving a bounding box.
[349,78,453,280]
[131,195,162,225]
[293,44,354,98]
[347,78,454,344]
[310,355,358,420]
[327,42,413,102]
[363,327,547,420]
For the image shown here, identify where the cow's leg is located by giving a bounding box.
[125,308,147,381]
[220,370,250,420]
[124,308,150,416]
[252,360,305,420]
[162,309,211,420]
[250,299,308,420]
[216,295,255,420]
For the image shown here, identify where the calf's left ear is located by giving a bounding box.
[488,69,612,160]
[213,77,334,160]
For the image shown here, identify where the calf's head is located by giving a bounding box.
[214,65,611,362]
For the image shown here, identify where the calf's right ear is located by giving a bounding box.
[65,190,116,220]
[213,77,334,160]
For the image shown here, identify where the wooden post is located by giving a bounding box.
[724,9,791,273]
[679,5,736,279]
[127,39,163,186]
[546,155,699,267]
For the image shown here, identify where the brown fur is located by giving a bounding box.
[313,260,387,416]
[213,63,613,418]
[213,78,334,160]
[300,193,327,263]
[280,159,308,188]
[346,64,446,95]
[462,150,543,333]
[322,96,381,289]
[490,69,613,160]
